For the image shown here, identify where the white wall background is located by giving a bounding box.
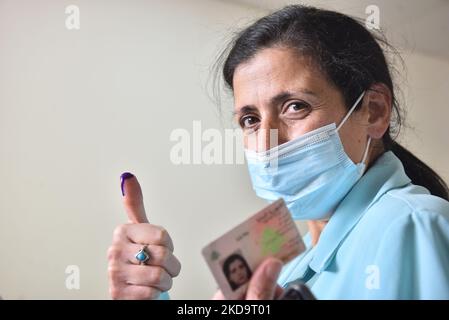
[0,0,448,299]
[400,52,449,181]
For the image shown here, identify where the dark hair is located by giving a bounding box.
[222,253,252,290]
[219,5,448,200]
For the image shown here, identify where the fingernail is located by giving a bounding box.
[120,172,134,196]
[265,260,283,282]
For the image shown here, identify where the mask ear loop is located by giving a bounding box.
[355,136,372,176]
[335,91,371,167]
[336,91,366,132]
[361,136,372,165]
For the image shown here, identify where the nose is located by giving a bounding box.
[247,117,289,152]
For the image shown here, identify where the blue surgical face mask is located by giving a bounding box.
[245,92,371,220]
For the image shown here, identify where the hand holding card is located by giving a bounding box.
[202,199,306,300]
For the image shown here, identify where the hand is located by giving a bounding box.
[212,258,283,300]
[108,173,181,299]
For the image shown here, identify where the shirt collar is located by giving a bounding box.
[308,151,412,273]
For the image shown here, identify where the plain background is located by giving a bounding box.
[0,0,448,299]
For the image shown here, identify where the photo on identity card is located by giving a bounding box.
[202,199,306,299]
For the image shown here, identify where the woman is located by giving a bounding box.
[107,5,449,299]
[222,254,253,291]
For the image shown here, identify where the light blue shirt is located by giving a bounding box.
[159,292,169,300]
[278,151,449,299]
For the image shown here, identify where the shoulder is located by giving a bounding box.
[366,183,449,231]
[355,182,449,258]
[333,170,449,298]
[359,184,449,298]
[387,183,449,215]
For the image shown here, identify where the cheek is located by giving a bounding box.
[281,109,340,141]
[338,121,367,163]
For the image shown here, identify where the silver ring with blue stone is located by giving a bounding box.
[135,245,150,265]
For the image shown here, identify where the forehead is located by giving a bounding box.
[229,259,243,267]
[232,47,328,106]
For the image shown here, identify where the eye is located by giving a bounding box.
[286,101,310,113]
[239,115,259,129]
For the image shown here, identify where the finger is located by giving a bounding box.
[212,290,225,300]
[124,264,173,292]
[110,284,161,300]
[125,224,174,252]
[274,286,284,299]
[120,172,148,224]
[127,244,181,277]
[245,258,282,300]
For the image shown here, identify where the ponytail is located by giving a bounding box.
[386,138,449,200]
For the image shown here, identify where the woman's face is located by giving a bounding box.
[228,259,249,287]
[233,47,375,165]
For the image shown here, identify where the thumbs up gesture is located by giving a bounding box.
[108,172,181,299]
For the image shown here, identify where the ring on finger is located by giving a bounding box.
[135,244,150,265]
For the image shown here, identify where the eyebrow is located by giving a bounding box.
[233,89,317,116]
